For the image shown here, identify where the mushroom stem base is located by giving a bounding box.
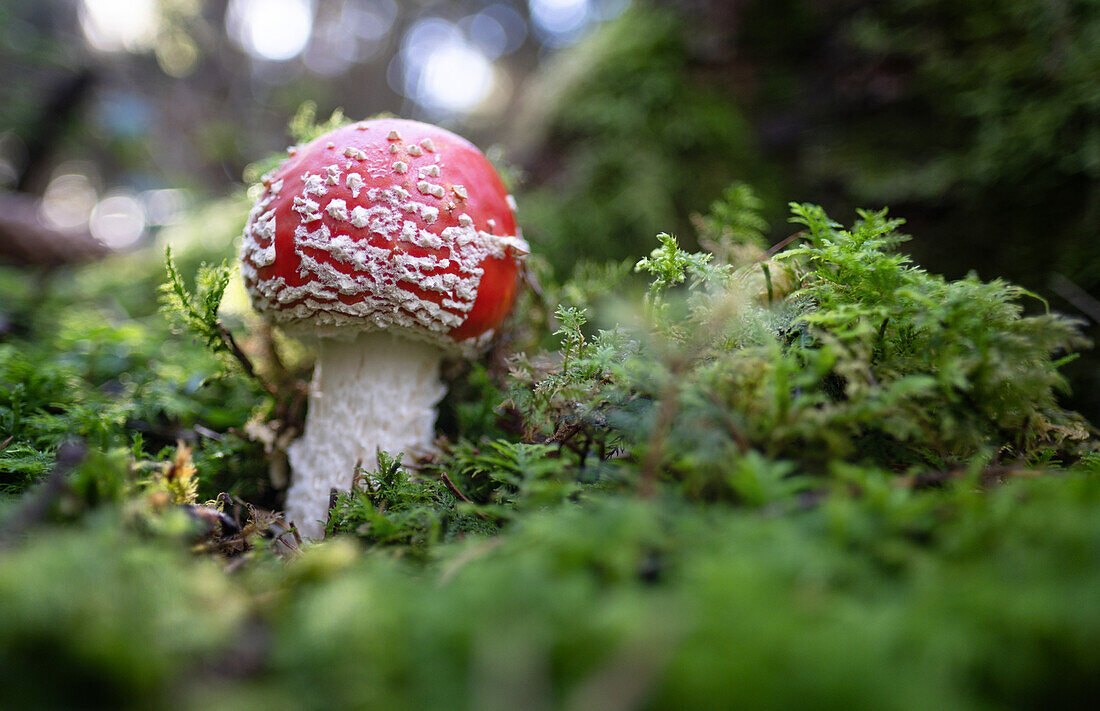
[285,331,445,539]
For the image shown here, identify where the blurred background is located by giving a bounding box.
[1,0,1098,418]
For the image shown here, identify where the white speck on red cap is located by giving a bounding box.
[393,161,408,174]
[349,205,371,228]
[407,145,423,157]
[417,181,445,199]
[417,204,439,225]
[452,185,468,200]
[302,173,327,197]
[326,199,348,221]
[420,138,435,153]
[292,195,322,222]
[387,130,402,141]
[346,172,365,198]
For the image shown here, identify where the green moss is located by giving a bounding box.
[1,111,1097,708]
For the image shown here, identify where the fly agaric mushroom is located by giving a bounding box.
[240,118,527,538]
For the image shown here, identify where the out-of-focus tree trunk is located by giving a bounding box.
[0,190,108,267]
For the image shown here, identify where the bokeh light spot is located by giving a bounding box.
[304,18,359,76]
[420,44,494,114]
[141,189,187,227]
[399,19,494,115]
[80,0,159,52]
[41,169,98,232]
[90,194,147,249]
[463,12,508,60]
[227,0,314,62]
[529,0,591,46]
[482,4,528,55]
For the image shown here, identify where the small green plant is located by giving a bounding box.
[634,232,717,311]
[159,246,231,357]
[695,181,771,258]
[286,101,351,144]
[160,246,274,396]
[325,451,496,550]
[783,203,1091,458]
[440,438,582,516]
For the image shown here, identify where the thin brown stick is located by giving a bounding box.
[440,471,475,504]
[218,322,278,398]
[521,262,543,298]
[258,322,287,375]
[0,435,12,452]
[760,230,806,261]
[440,471,490,520]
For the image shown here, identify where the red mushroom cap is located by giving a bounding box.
[240,118,527,353]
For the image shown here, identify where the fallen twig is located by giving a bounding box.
[440,471,490,520]
[760,230,806,261]
[218,321,279,398]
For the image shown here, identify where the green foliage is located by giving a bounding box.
[696,182,771,256]
[504,305,636,456]
[440,439,581,516]
[738,0,1100,379]
[2,171,1097,708]
[852,0,1100,189]
[6,471,1100,710]
[502,196,1092,505]
[65,447,133,511]
[553,258,636,314]
[517,5,775,274]
[325,451,492,550]
[0,340,134,492]
[719,0,1100,421]
[784,204,1090,458]
[159,246,275,400]
[0,246,263,504]
[1,1,1097,700]
[160,246,231,358]
[634,233,715,307]
[0,518,247,711]
[286,101,351,144]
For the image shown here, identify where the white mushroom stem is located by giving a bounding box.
[285,331,446,539]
